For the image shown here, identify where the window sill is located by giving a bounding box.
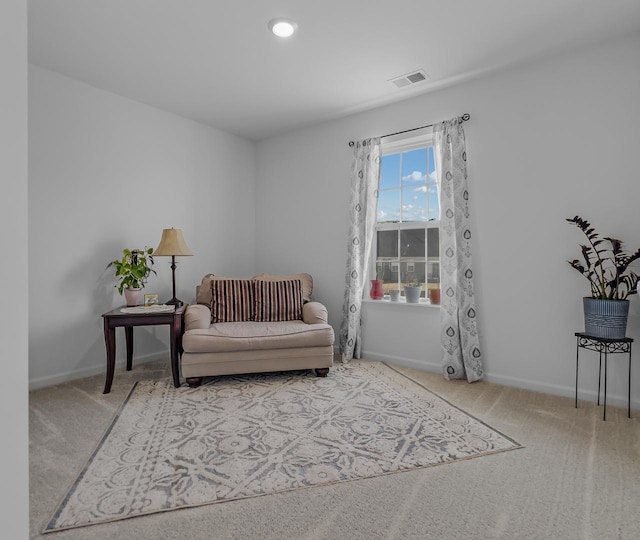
[362,297,440,308]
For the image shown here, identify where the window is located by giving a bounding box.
[374,132,439,300]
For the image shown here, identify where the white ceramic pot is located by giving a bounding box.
[123,287,142,307]
[404,285,422,304]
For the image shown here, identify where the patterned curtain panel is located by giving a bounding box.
[339,138,381,361]
[434,119,483,382]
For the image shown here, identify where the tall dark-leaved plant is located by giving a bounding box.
[567,216,640,300]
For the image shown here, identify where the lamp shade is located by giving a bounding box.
[153,228,193,257]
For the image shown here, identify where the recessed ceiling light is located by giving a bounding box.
[268,18,297,38]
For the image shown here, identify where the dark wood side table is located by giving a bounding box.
[102,305,186,393]
[574,332,633,420]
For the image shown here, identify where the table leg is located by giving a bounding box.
[575,338,579,408]
[170,313,181,388]
[628,346,632,419]
[603,353,608,421]
[597,351,602,406]
[103,318,116,394]
[125,326,134,371]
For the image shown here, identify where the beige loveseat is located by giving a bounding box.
[181,273,335,387]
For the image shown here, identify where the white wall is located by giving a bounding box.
[256,32,640,408]
[1,1,28,536]
[28,65,257,388]
[28,32,640,409]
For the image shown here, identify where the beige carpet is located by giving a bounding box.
[43,362,520,533]
[30,357,640,539]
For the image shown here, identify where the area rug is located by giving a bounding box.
[44,361,521,532]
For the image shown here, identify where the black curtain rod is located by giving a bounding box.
[348,113,470,147]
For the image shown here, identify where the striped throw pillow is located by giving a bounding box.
[254,279,303,322]
[211,279,255,323]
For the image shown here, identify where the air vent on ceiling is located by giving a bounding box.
[389,69,429,89]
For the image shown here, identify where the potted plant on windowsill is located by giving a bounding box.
[107,248,156,306]
[403,273,423,304]
[566,216,640,339]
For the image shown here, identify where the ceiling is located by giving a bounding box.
[28,0,640,141]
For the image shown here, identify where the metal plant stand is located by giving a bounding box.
[574,332,633,420]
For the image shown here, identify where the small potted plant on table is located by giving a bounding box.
[107,248,156,306]
[566,216,640,338]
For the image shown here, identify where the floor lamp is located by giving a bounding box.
[153,228,193,307]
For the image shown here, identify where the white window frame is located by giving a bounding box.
[370,130,440,301]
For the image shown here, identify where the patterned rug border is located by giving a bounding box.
[43,361,523,534]
[381,363,522,448]
[43,381,142,534]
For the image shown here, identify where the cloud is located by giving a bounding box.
[378,207,401,222]
[402,171,426,182]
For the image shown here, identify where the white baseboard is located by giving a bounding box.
[483,371,640,411]
[361,349,640,411]
[28,351,167,391]
[360,350,441,373]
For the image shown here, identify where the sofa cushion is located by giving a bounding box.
[198,273,314,306]
[183,321,335,353]
[196,274,221,307]
[211,279,255,323]
[252,272,313,303]
[254,279,303,322]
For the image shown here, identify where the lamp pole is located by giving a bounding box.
[167,255,182,307]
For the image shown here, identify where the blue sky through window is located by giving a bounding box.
[378,146,437,222]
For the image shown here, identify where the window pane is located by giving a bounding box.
[401,261,426,294]
[401,148,427,186]
[402,187,427,222]
[375,260,400,289]
[427,260,440,285]
[377,230,398,258]
[377,190,401,222]
[427,228,439,258]
[377,230,399,291]
[427,146,436,181]
[400,229,425,257]
[427,146,439,220]
[427,229,439,288]
[380,153,400,190]
[427,185,439,220]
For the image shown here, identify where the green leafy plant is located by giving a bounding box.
[403,272,422,287]
[107,248,156,295]
[566,216,640,300]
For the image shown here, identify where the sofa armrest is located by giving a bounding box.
[303,301,328,324]
[185,304,211,331]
